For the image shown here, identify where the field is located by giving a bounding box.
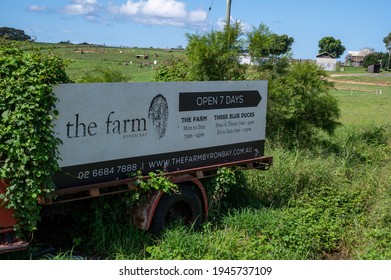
[329,73,391,127]
[25,42,184,82]
[2,44,391,260]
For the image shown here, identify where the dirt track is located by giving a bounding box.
[328,73,391,87]
[329,79,390,86]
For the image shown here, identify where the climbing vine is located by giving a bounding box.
[133,170,178,201]
[0,43,70,235]
[206,167,244,213]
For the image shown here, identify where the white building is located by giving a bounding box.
[316,52,337,71]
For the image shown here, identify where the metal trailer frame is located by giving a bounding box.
[1,155,272,254]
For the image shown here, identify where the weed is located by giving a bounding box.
[77,66,130,83]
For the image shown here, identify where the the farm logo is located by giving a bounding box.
[64,94,169,140]
[148,94,169,139]
[65,111,148,139]
[105,111,147,135]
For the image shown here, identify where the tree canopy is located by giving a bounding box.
[0,27,31,41]
[383,32,391,50]
[247,24,294,61]
[318,36,346,58]
[184,22,246,81]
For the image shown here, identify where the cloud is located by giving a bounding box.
[216,17,250,32]
[188,10,207,24]
[62,0,98,15]
[63,4,95,15]
[74,0,97,4]
[28,1,207,29]
[109,0,207,27]
[110,0,186,18]
[28,5,48,12]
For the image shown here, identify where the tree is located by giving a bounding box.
[154,22,246,82]
[383,32,391,69]
[247,24,273,59]
[184,21,246,81]
[247,24,294,60]
[269,34,294,57]
[247,24,293,75]
[0,27,31,41]
[383,32,391,50]
[318,36,346,58]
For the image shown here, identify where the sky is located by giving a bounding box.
[1,0,391,60]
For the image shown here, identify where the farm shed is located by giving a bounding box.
[136,54,148,59]
[368,64,381,73]
[316,52,337,71]
[345,48,373,67]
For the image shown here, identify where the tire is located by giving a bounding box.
[150,185,203,233]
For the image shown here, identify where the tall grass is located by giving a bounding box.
[33,123,388,260]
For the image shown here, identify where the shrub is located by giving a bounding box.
[77,66,130,83]
[0,43,70,235]
[266,62,340,144]
[153,58,189,82]
[185,22,246,81]
[363,52,389,69]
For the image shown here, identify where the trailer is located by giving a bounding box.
[0,81,272,254]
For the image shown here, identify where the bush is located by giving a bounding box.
[153,58,189,82]
[266,62,340,144]
[77,66,130,83]
[363,52,389,69]
[185,22,246,81]
[0,43,70,235]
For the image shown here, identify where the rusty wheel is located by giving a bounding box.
[150,185,203,233]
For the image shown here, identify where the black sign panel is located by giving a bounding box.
[179,91,262,111]
[54,140,265,189]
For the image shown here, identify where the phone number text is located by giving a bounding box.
[77,163,142,180]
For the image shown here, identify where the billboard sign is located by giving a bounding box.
[53,81,268,188]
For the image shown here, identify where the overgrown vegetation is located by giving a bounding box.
[363,52,390,69]
[185,22,246,81]
[30,123,388,260]
[0,43,70,235]
[133,170,178,201]
[262,62,340,143]
[77,66,131,83]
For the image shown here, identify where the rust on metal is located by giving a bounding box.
[132,191,163,230]
[0,240,29,254]
[89,188,100,197]
[44,156,272,205]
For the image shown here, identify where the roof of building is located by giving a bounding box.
[316,52,336,59]
[348,48,373,57]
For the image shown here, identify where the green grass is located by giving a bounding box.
[332,90,391,126]
[20,41,185,82]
